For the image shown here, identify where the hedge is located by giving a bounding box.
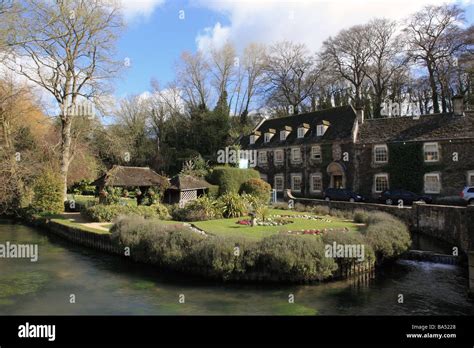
[82,203,170,222]
[207,167,260,195]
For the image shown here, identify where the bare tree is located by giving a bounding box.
[236,42,266,123]
[209,42,236,103]
[321,24,373,108]
[364,18,407,117]
[403,4,466,113]
[6,0,124,200]
[264,41,322,115]
[176,51,210,111]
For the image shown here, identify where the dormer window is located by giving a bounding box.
[280,126,292,141]
[316,120,330,136]
[264,129,276,143]
[297,124,309,139]
[249,131,261,145]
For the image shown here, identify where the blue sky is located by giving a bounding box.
[114,0,473,98]
[115,2,230,97]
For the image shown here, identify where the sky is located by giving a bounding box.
[115,0,474,99]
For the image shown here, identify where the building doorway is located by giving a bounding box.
[327,162,346,189]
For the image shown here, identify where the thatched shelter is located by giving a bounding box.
[91,165,169,204]
[165,174,211,205]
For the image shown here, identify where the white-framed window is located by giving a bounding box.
[280,130,288,141]
[374,173,389,193]
[291,174,302,192]
[264,133,273,143]
[297,127,306,138]
[311,145,322,161]
[424,173,441,193]
[249,135,256,145]
[373,144,388,163]
[424,142,439,162]
[258,151,267,164]
[274,174,284,192]
[291,147,301,162]
[310,173,323,193]
[274,149,284,163]
[318,125,329,136]
[468,171,474,186]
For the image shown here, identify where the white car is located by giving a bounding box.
[460,186,474,205]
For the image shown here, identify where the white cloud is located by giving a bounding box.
[194,0,469,53]
[119,0,165,21]
[196,22,231,52]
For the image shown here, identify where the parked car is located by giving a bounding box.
[460,186,474,205]
[324,188,365,202]
[378,189,432,205]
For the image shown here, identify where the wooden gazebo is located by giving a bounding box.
[91,165,168,204]
[165,174,211,205]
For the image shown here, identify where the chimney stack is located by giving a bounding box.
[452,95,465,116]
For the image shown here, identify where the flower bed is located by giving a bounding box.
[236,217,293,226]
[286,227,350,236]
[271,214,332,222]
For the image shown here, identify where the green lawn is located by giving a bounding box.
[49,217,111,234]
[192,209,359,240]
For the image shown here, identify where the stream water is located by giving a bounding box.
[0,222,473,315]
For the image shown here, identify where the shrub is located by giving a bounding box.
[239,178,271,203]
[271,202,289,210]
[111,216,205,268]
[207,167,260,195]
[330,209,354,220]
[207,185,220,199]
[321,230,375,271]
[171,196,222,222]
[31,170,64,214]
[294,202,310,212]
[362,212,411,261]
[256,234,337,282]
[310,205,330,216]
[189,237,258,280]
[151,203,171,220]
[353,209,369,223]
[217,192,249,218]
[82,203,169,222]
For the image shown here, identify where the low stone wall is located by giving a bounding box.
[288,195,474,254]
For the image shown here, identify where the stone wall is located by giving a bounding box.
[288,194,474,254]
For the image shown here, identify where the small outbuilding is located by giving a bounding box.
[91,165,169,204]
[165,174,211,205]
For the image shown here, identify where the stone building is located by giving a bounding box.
[240,98,474,200]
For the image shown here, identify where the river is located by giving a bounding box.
[0,221,473,315]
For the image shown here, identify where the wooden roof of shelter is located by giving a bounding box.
[91,165,168,188]
[168,174,211,191]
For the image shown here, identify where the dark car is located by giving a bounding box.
[378,189,432,205]
[324,188,365,202]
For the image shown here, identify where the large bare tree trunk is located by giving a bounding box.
[427,63,440,113]
[60,115,72,201]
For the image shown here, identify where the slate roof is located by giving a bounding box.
[358,112,474,144]
[168,174,211,190]
[240,105,357,149]
[91,166,168,187]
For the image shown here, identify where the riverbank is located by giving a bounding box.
[10,208,415,284]
[1,221,473,315]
